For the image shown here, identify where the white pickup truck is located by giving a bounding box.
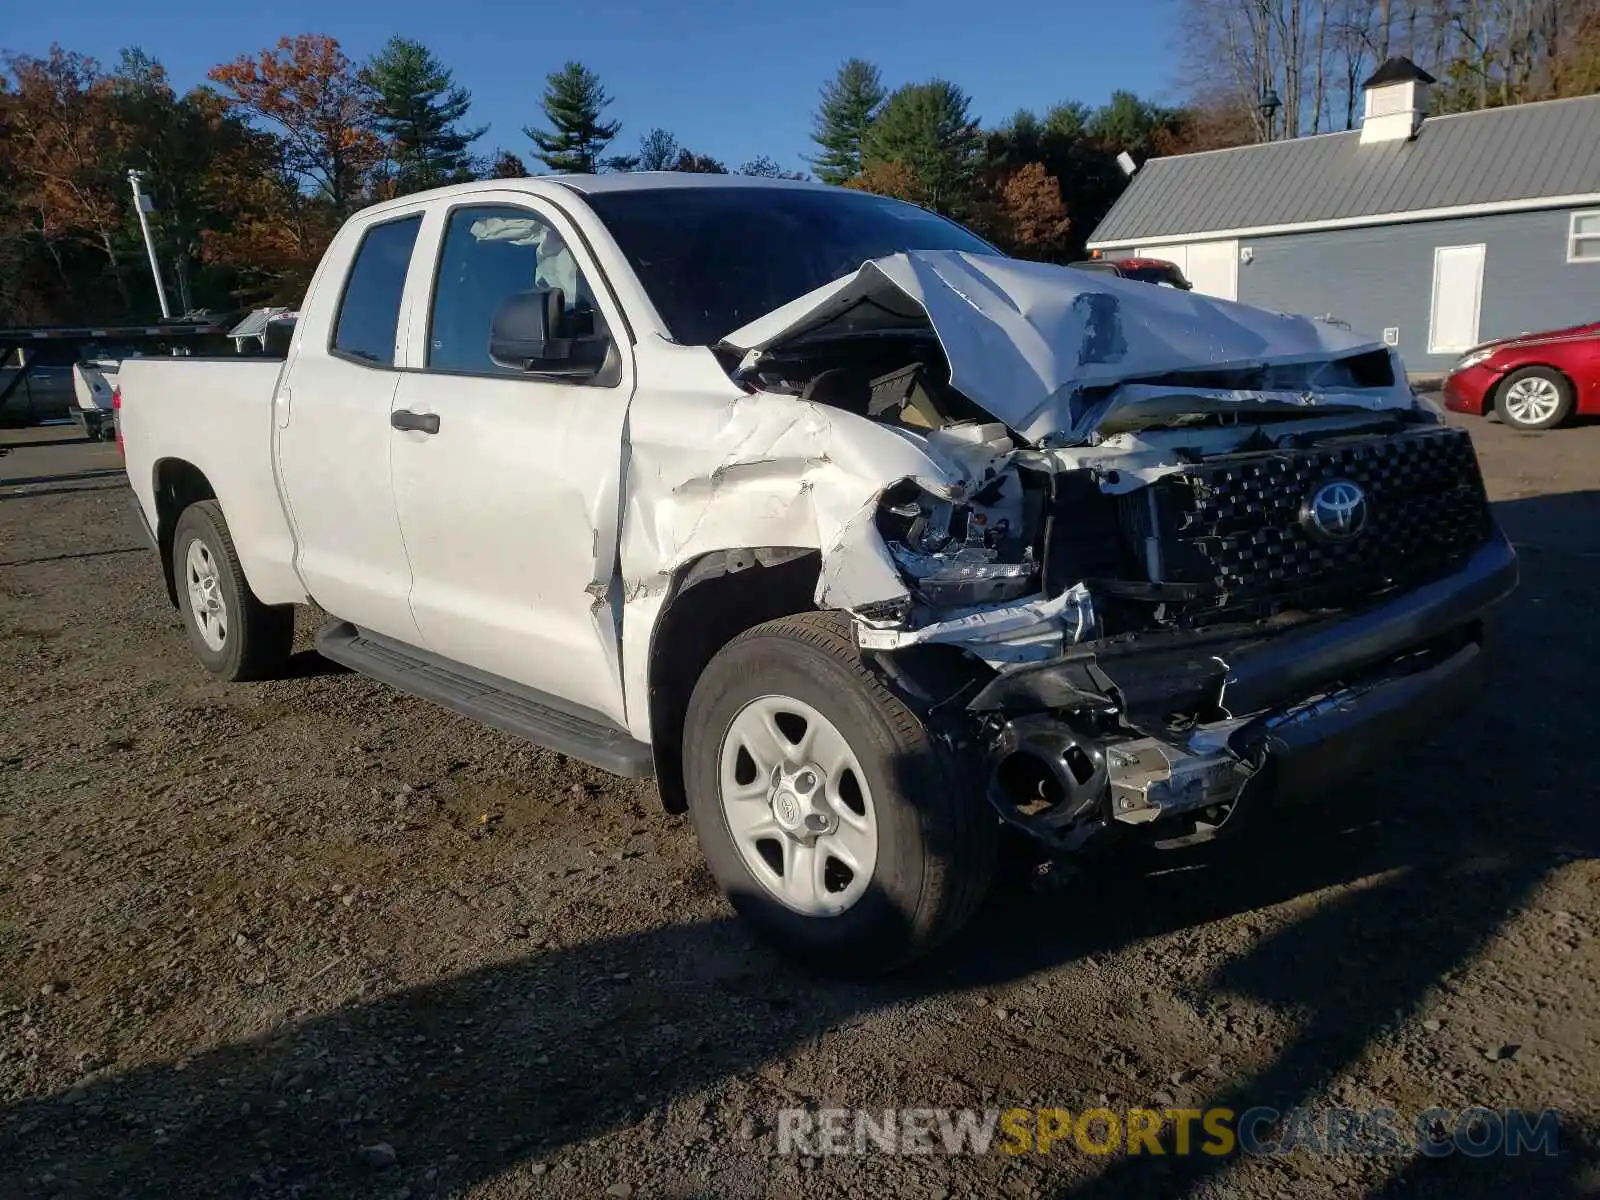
[121,174,1516,972]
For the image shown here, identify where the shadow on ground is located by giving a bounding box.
[3,492,1597,1198]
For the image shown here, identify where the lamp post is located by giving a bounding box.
[1258,82,1283,142]
[126,169,173,320]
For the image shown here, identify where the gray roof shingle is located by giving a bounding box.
[1088,94,1600,246]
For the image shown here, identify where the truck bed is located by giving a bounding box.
[118,357,305,606]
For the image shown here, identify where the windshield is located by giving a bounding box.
[584,186,999,346]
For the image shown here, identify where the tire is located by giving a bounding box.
[171,500,294,681]
[683,611,996,974]
[1494,366,1574,431]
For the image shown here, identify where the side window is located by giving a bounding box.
[332,215,422,365]
[428,204,600,376]
[1570,210,1600,263]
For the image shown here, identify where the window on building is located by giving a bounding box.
[332,215,423,366]
[1570,210,1600,263]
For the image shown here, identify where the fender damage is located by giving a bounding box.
[615,252,1510,849]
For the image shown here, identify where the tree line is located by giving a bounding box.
[1179,0,1600,138]
[3,9,1596,327]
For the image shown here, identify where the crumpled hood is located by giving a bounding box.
[721,250,1412,443]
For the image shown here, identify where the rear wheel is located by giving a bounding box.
[683,611,996,974]
[1495,367,1573,430]
[171,500,293,681]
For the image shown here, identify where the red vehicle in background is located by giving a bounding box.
[1442,319,1600,431]
[1067,256,1193,290]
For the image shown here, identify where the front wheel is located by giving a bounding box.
[683,611,996,974]
[1495,366,1574,430]
[171,500,294,681]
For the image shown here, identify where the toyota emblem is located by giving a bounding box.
[1302,479,1368,542]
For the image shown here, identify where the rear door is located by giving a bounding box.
[388,195,635,726]
[275,211,428,643]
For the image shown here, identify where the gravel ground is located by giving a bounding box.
[1,414,1597,1199]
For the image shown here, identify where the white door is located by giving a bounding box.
[1137,241,1238,299]
[275,210,428,644]
[1428,244,1486,353]
[388,196,635,726]
[1183,240,1239,300]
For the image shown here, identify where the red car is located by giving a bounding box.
[1442,319,1600,430]
[1067,256,1193,290]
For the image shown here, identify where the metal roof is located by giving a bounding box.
[1088,93,1600,247]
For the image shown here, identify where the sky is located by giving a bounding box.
[18,0,1184,173]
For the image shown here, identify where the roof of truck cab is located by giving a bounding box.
[349,172,836,222]
[551,172,830,194]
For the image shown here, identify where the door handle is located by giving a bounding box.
[390,409,440,434]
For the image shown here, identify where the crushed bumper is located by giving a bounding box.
[1107,639,1485,825]
[973,528,1516,837]
[1442,365,1501,415]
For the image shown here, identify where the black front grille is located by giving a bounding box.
[1128,427,1493,608]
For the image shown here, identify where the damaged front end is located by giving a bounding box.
[717,250,1517,853]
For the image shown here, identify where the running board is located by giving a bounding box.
[314,621,653,778]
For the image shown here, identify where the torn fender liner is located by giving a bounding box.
[720,251,1412,444]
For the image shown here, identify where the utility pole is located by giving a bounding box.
[127,170,173,320]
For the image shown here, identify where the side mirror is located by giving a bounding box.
[489,288,611,380]
[489,288,568,370]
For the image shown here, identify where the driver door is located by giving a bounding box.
[388,196,635,727]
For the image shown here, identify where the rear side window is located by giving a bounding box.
[332,215,422,365]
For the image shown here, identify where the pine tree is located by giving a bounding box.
[809,59,886,185]
[525,61,621,174]
[862,80,981,217]
[360,37,483,193]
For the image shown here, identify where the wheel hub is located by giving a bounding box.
[1505,377,1560,424]
[716,694,880,917]
[184,537,228,652]
[767,763,836,841]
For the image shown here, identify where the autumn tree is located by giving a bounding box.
[843,159,927,206]
[526,61,621,173]
[668,148,727,173]
[103,50,285,314]
[861,80,982,217]
[0,48,133,313]
[988,162,1072,260]
[200,170,333,306]
[810,58,886,184]
[490,149,528,177]
[360,37,483,193]
[209,35,380,216]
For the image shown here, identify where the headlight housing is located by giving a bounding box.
[878,482,1038,607]
[1453,348,1493,372]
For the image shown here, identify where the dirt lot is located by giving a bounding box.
[2,415,1598,1199]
